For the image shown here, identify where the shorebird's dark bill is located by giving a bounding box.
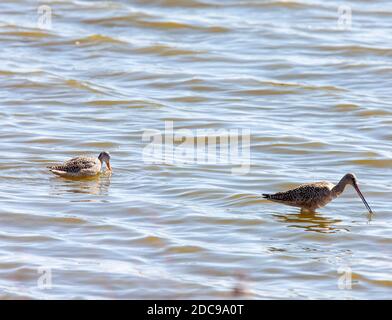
[354,185,373,214]
[106,161,112,171]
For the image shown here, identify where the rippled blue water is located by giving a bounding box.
[0,0,391,299]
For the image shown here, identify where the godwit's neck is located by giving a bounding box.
[332,178,348,198]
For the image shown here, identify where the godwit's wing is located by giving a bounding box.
[48,156,100,177]
[263,181,334,210]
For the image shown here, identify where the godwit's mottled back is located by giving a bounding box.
[263,173,373,213]
[48,151,112,178]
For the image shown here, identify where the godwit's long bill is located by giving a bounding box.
[263,173,373,213]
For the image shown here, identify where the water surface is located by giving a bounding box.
[0,0,391,299]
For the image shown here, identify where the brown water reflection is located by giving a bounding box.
[273,211,346,233]
[49,174,112,197]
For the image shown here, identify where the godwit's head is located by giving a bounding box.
[343,173,357,185]
[343,173,373,214]
[98,151,112,171]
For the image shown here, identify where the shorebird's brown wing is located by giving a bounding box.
[48,156,96,173]
[263,182,332,208]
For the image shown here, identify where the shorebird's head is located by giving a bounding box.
[343,173,357,186]
[98,151,112,171]
[343,173,372,214]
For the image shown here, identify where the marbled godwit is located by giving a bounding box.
[48,151,112,178]
[263,173,373,213]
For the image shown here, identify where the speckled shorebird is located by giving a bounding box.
[48,151,112,178]
[263,173,373,213]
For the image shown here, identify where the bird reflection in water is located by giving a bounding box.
[273,210,345,233]
[49,170,112,198]
[231,270,250,297]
